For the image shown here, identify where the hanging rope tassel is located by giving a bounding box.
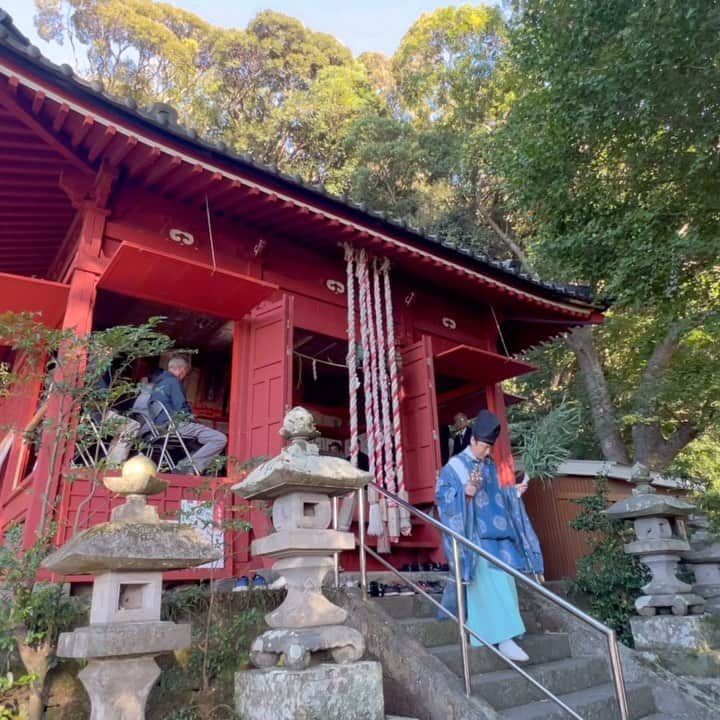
[376,524,392,554]
[367,498,384,537]
[357,250,381,536]
[382,259,412,536]
[373,258,399,542]
[339,244,360,531]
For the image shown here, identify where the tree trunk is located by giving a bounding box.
[16,631,52,720]
[565,326,631,465]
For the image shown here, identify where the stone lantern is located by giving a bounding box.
[605,463,704,617]
[682,514,720,613]
[231,406,380,720]
[42,455,220,719]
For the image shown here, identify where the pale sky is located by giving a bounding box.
[2,1,502,64]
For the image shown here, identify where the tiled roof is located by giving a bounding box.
[0,9,600,307]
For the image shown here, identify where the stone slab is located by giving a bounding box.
[605,494,695,519]
[234,661,384,720]
[251,528,355,558]
[631,614,720,651]
[42,522,220,574]
[58,621,190,658]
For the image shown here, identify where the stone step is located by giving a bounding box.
[373,593,443,619]
[472,656,609,710]
[499,682,656,720]
[431,632,571,676]
[373,594,543,632]
[397,617,461,647]
[385,716,419,720]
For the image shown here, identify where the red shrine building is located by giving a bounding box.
[0,12,603,579]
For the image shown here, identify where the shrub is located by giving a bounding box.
[570,476,649,646]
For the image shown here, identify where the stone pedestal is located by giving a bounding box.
[234,661,384,720]
[78,656,160,720]
[631,615,720,678]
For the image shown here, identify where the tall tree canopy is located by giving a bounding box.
[491,0,720,471]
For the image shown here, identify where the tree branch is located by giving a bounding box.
[476,204,535,275]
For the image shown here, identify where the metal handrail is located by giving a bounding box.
[341,484,629,720]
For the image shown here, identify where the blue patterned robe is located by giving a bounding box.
[435,448,543,620]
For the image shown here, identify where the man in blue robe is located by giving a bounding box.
[435,410,543,663]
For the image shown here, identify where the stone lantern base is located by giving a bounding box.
[235,661,384,720]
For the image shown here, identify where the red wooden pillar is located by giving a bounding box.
[22,204,107,547]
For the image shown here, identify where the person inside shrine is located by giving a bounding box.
[451,412,473,456]
[150,356,227,475]
[327,441,344,457]
[435,410,543,663]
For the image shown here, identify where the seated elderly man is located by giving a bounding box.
[150,356,227,475]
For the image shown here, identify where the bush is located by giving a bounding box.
[570,476,649,646]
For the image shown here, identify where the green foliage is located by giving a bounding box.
[491,0,720,309]
[162,585,267,683]
[392,4,506,126]
[571,477,649,645]
[510,400,581,482]
[0,526,83,649]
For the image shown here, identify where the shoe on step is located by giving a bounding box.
[497,639,529,663]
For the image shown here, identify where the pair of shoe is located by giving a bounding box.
[368,580,385,597]
[384,583,413,596]
[232,574,267,592]
[496,639,529,663]
[417,580,444,594]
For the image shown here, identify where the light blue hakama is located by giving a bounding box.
[467,557,526,647]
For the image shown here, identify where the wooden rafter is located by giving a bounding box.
[0,80,92,175]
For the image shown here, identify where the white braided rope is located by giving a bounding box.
[361,252,384,491]
[373,258,399,540]
[382,259,411,536]
[356,251,382,537]
[344,244,359,467]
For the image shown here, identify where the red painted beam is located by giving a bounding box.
[104,135,138,165]
[87,125,117,163]
[31,90,45,115]
[143,154,182,187]
[161,162,203,195]
[175,170,223,202]
[70,115,94,149]
[125,145,160,179]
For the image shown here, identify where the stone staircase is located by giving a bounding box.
[372,593,672,720]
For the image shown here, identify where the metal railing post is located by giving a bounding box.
[357,486,368,601]
[451,537,472,698]
[608,630,630,720]
[332,495,340,589]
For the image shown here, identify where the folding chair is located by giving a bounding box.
[130,399,200,476]
[72,409,110,468]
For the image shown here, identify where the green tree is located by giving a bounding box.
[390,5,529,264]
[35,0,217,121]
[490,0,720,471]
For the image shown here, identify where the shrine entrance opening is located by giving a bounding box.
[93,289,234,442]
